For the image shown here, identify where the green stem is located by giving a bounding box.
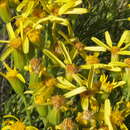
[6,22,15,40]
[124,68,130,101]
[22,95,31,125]
[111,54,119,62]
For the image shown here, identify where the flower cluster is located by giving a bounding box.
[0,0,130,129]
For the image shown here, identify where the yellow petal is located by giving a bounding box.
[105,31,113,48]
[3,62,12,72]
[43,49,66,68]
[80,64,108,69]
[23,36,29,54]
[58,1,74,15]
[0,47,13,61]
[120,123,128,130]
[64,86,86,98]
[106,67,121,72]
[88,66,94,89]
[117,31,128,48]
[84,46,106,52]
[91,37,111,50]
[58,41,72,64]
[72,74,83,86]
[3,114,19,121]
[22,0,34,17]
[104,99,113,130]
[81,96,89,110]
[114,81,126,88]
[108,62,127,67]
[26,126,38,130]
[65,8,88,14]
[124,30,130,44]
[57,76,76,90]
[120,43,130,51]
[16,0,28,12]
[118,51,130,55]
[16,73,26,83]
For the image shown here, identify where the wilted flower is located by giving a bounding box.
[56,118,74,130]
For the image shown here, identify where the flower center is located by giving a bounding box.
[66,64,79,74]
[124,58,130,66]
[86,55,100,64]
[10,38,22,49]
[111,46,120,55]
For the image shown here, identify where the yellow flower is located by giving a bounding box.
[100,74,125,93]
[76,110,95,126]
[34,95,44,105]
[46,0,88,16]
[104,99,128,130]
[86,55,100,64]
[80,53,121,72]
[2,115,38,130]
[51,95,65,109]
[24,58,46,77]
[0,62,25,83]
[28,29,41,44]
[91,31,130,62]
[111,111,124,126]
